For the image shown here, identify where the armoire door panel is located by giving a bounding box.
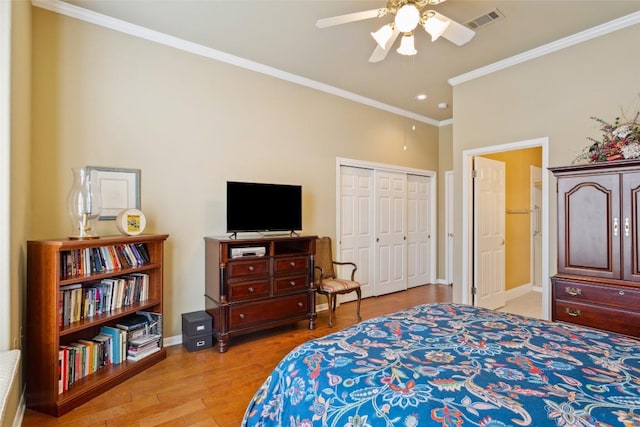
[622,171,640,282]
[557,174,620,279]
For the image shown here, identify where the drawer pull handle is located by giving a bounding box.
[248,287,255,293]
[290,261,296,267]
[619,290,625,296]
[239,313,246,319]
[297,302,303,307]
[248,266,254,272]
[565,287,582,296]
[565,307,581,317]
[290,281,296,286]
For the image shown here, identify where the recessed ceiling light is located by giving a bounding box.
[437,102,448,109]
[415,93,427,101]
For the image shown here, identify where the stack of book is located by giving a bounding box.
[116,311,162,362]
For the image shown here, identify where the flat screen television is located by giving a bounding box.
[226,181,302,233]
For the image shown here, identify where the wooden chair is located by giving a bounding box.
[314,236,362,327]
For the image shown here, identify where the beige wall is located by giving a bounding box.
[5,1,31,426]
[437,124,452,280]
[481,147,541,290]
[30,8,439,338]
[451,23,640,302]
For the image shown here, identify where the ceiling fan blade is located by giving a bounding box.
[427,10,475,46]
[316,8,386,29]
[368,29,400,63]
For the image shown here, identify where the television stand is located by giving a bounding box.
[204,234,317,352]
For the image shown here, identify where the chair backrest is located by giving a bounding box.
[314,237,336,281]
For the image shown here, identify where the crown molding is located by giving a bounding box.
[449,11,640,87]
[31,0,441,126]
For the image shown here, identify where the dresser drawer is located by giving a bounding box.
[274,274,309,294]
[552,278,640,310]
[228,279,270,301]
[229,293,309,328]
[227,258,270,278]
[553,299,640,337]
[274,256,309,274]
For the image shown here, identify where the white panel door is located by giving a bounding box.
[530,166,542,288]
[339,166,373,298]
[407,174,431,287]
[375,170,407,296]
[474,156,506,309]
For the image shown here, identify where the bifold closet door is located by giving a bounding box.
[374,170,407,296]
[339,166,373,298]
[407,174,432,287]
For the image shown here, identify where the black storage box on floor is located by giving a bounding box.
[182,310,213,352]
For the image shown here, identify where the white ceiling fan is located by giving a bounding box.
[316,0,475,63]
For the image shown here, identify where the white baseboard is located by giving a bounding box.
[505,283,536,301]
[12,390,24,427]
[165,303,333,347]
[164,335,182,347]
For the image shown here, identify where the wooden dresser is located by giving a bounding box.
[550,159,640,337]
[204,235,317,352]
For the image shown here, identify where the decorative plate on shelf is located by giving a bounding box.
[116,208,146,236]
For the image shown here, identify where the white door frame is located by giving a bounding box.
[530,166,543,289]
[445,171,453,284]
[336,157,437,286]
[461,138,550,319]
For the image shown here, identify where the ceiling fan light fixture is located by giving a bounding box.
[396,33,417,56]
[371,24,394,49]
[395,4,420,32]
[423,14,450,41]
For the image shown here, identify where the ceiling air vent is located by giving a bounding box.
[465,9,504,30]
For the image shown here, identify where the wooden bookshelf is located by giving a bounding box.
[25,234,169,417]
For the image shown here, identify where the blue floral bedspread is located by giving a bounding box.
[242,303,640,427]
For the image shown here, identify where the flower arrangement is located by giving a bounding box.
[575,106,640,163]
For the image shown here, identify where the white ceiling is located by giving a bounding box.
[61,0,640,123]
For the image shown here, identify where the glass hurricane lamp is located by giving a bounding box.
[66,167,102,239]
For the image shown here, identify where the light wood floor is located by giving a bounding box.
[22,284,452,427]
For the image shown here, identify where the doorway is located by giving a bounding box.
[461,138,550,319]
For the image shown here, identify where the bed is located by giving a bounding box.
[242,303,640,426]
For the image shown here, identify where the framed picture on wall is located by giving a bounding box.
[86,166,141,220]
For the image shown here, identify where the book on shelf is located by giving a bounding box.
[59,243,151,279]
[91,333,111,367]
[77,339,98,375]
[134,243,150,263]
[135,311,163,337]
[127,345,161,362]
[58,273,150,327]
[116,314,150,331]
[98,326,125,365]
[128,333,161,347]
[127,333,162,361]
